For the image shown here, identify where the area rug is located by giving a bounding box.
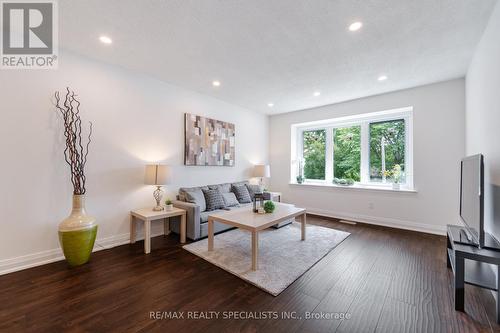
[183,223,350,296]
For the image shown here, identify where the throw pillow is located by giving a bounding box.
[184,188,207,212]
[232,184,252,204]
[179,186,208,201]
[222,192,239,207]
[246,184,262,199]
[208,183,231,193]
[217,183,232,193]
[232,181,249,188]
[202,189,226,211]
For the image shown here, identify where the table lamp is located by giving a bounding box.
[253,164,271,191]
[145,164,170,211]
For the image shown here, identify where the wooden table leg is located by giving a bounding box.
[252,231,259,271]
[144,219,151,254]
[208,219,214,251]
[163,218,170,236]
[455,254,464,311]
[301,213,307,241]
[130,215,136,244]
[180,213,186,244]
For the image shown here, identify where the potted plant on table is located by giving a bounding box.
[264,200,276,213]
[165,199,173,211]
[55,88,97,267]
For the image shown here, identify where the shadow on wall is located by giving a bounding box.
[92,167,145,196]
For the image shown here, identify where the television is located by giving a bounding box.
[459,154,484,247]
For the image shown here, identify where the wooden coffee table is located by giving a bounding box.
[207,203,307,271]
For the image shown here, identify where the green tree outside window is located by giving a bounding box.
[303,129,326,179]
[333,126,361,181]
[369,120,405,182]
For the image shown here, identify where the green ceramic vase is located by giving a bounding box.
[58,195,97,267]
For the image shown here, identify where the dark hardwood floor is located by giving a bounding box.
[0,216,498,333]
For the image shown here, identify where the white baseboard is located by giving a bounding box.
[1,209,445,275]
[0,231,163,276]
[0,248,65,276]
[307,207,447,236]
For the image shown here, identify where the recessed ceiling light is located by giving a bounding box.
[267,103,274,107]
[99,36,112,44]
[348,22,363,32]
[313,91,321,97]
[212,80,221,87]
[378,75,388,81]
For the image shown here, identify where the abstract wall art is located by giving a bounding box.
[184,113,235,166]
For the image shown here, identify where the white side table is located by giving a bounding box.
[130,207,186,254]
[266,191,282,202]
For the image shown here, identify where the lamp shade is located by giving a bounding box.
[144,164,170,185]
[253,164,271,178]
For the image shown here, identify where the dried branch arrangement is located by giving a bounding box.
[54,88,93,195]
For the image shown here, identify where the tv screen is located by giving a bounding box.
[460,154,484,246]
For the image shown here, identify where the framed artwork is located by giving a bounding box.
[184,113,235,166]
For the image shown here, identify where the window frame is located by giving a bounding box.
[291,107,414,190]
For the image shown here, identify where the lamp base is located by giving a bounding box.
[259,177,264,192]
[152,186,164,212]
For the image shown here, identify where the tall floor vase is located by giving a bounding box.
[58,195,98,266]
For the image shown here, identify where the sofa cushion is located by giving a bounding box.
[232,184,252,204]
[222,192,239,207]
[200,209,226,223]
[184,188,207,212]
[179,186,208,202]
[227,202,252,210]
[200,220,234,238]
[245,184,262,199]
[202,188,226,211]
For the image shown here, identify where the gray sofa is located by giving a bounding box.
[169,181,255,240]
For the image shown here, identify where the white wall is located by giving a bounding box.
[466,1,500,239]
[0,51,268,273]
[269,79,465,234]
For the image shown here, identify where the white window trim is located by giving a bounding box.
[290,106,414,190]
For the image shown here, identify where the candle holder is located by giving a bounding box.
[253,193,265,213]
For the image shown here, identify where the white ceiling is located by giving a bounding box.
[60,0,497,114]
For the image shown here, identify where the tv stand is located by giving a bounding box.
[459,228,473,244]
[447,225,500,323]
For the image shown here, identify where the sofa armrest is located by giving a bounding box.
[172,200,201,240]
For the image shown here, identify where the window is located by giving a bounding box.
[369,120,405,183]
[303,129,326,180]
[292,107,413,189]
[333,126,361,181]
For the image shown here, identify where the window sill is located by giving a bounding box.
[289,182,417,193]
